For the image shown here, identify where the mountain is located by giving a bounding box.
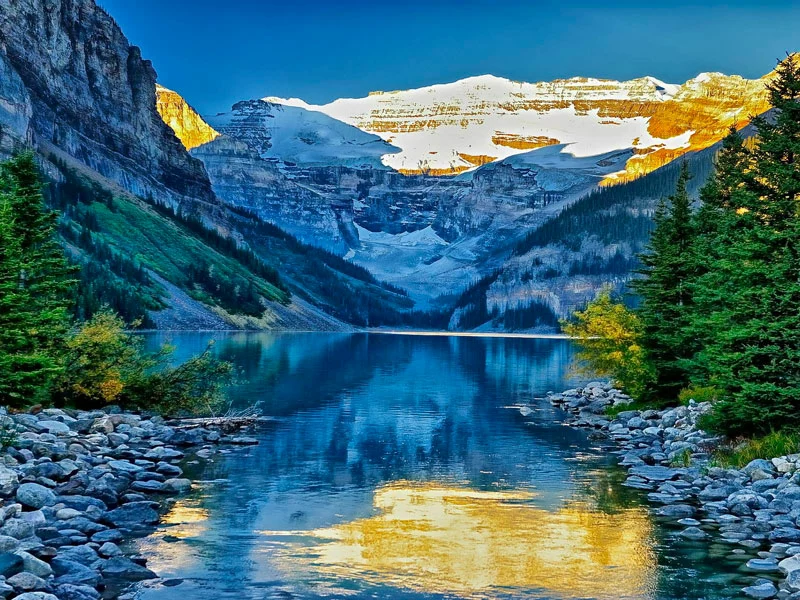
[267,72,771,180]
[0,0,414,330]
[156,66,774,313]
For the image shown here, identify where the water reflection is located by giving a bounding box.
[269,482,656,599]
[134,333,738,600]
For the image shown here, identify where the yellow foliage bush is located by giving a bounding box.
[562,289,655,400]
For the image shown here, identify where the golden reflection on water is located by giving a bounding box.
[271,482,658,598]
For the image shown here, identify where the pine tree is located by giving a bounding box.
[695,54,800,434]
[632,161,696,399]
[0,152,76,405]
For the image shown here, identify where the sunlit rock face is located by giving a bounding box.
[269,70,772,180]
[155,85,219,150]
[274,482,657,598]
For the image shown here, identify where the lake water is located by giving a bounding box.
[131,332,750,600]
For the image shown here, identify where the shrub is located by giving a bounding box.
[563,289,656,400]
[677,385,720,406]
[710,431,800,468]
[55,310,234,415]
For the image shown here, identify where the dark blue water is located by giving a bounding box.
[130,332,751,600]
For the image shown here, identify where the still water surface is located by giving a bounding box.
[133,332,748,600]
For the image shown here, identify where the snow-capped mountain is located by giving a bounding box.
[266,72,771,180]
[206,99,400,170]
[156,65,778,322]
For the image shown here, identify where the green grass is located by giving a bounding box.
[669,448,693,467]
[710,431,800,468]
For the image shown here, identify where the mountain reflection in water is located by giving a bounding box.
[133,332,743,600]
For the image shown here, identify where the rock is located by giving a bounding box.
[98,542,121,557]
[657,504,696,518]
[228,436,258,445]
[629,465,682,482]
[0,552,24,577]
[107,460,143,474]
[10,594,59,600]
[163,478,191,494]
[100,557,157,581]
[0,519,34,540]
[0,536,19,553]
[51,558,100,587]
[16,483,55,509]
[16,551,52,577]
[780,555,800,574]
[90,530,122,543]
[771,528,800,543]
[55,508,82,521]
[89,417,114,434]
[787,569,800,591]
[0,466,19,496]
[7,572,47,591]
[678,526,707,540]
[36,421,71,435]
[744,459,777,476]
[747,558,780,572]
[104,501,158,528]
[52,584,100,600]
[742,582,778,599]
[57,545,98,566]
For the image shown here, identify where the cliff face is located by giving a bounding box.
[155,85,219,151]
[0,0,216,210]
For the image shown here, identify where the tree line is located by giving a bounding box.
[567,55,800,436]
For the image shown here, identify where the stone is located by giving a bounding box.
[0,536,19,553]
[657,504,696,518]
[780,555,800,574]
[0,518,34,540]
[107,460,143,474]
[7,572,47,591]
[163,478,192,494]
[0,552,24,577]
[90,417,114,434]
[742,582,778,599]
[104,501,158,528]
[678,526,707,540]
[629,465,682,482]
[771,528,800,543]
[746,558,780,572]
[51,558,100,586]
[16,483,55,509]
[787,569,800,591]
[98,542,121,557]
[16,551,52,577]
[0,466,19,496]
[100,557,157,581]
[10,594,58,600]
[90,530,123,543]
[36,421,70,435]
[52,584,100,600]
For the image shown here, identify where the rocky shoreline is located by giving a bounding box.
[0,406,262,600]
[547,383,800,600]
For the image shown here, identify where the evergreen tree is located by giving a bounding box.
[632,161,696,399]
[695,55,800,434]
[0,152,76,405]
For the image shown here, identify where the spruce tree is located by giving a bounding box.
[0,152,76,405]
[632,161,696,399]
[696,55,800,434]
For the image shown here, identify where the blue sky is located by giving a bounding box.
[100,0,800,115]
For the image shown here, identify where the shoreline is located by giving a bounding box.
[0,406,263,600]
[545,383,800,599]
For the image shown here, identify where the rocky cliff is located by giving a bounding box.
[0,0,216,211]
